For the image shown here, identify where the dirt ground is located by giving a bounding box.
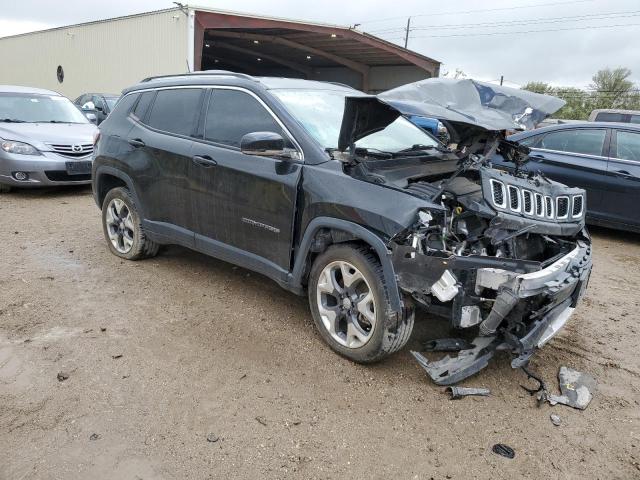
[1,186,639,480]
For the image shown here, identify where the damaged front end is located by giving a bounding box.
[338,78,591,384]
[392,165,592,385]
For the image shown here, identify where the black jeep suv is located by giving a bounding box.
[92,72,592,383]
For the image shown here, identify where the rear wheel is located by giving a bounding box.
[308,244,414,363]
[0,184,11,193]
[101,187,158,260]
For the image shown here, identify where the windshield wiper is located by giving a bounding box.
[0,118,26,123]
[397,144,437,153]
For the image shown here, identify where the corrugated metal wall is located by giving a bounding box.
[0,9,188,99]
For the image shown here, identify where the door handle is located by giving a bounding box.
[529,153,545,160]
[128,138,145,148]
[192,155,217,167]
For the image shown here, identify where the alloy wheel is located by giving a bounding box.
[316,260,376,348]
[105,198,135,254]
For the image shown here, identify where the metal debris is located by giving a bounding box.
[111,354,123,359]
[423,338,472,352]
[255,416,267,426]
[547,366,596,410]
[410,337,499,385]
[492,444,515,459]
[89,433,100,441]
[206,433,219,443]
[57,372,69,382]
[550,414,561,426]
[446,386,491,399]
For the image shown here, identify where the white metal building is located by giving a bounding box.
[0,6,441,99]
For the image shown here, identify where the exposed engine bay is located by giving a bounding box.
[342,136,591,385]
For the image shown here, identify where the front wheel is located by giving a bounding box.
[308,244,414,363]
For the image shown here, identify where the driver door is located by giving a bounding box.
[187,88,302,270]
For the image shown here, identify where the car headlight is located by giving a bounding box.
[1,140,41,155]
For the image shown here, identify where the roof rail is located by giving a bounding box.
[141,70,255,83]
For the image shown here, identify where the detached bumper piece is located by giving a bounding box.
[411,337,501,386]
[411,241,592,385]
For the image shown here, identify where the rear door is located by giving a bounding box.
[525,128,610,217]
[605,129,640,228]
[187,87,302,270]
[126,87,205,245]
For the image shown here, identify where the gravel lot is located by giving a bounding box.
[1,186,639,479]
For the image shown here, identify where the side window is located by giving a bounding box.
[146,88,203,136]
[204,89,288,148]
[132,91,155,121]
[517,135,539,147]
[540,129,606,156]
[615,131,640,161]
[75,94,87,105]
[595,112,625,122]
[630,115,640,125]
[105,93,138,121]
[92,95,106,111]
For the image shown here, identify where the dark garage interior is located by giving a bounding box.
[193,10,441,93]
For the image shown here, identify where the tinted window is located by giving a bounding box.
[595,112,626,122]
[204,90,285,147]
[540,129,606,156]
[630,115,640,124]
[132,91,155,121]
[107,93,138,121]
[615,131,640,161]
[517,135,539,147]
[146,88,203,136]
[92,95,106,110]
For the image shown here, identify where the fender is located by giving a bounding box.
[93,166,144,214]
[289,217,403,313]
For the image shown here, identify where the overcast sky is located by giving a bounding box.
[2,0,639,88]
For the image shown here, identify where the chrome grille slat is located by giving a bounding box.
[556,196,569,219]
[572,195,584,218]
[486,174,584,222]
[47,143,94,159]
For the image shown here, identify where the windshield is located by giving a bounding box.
[105,97,119,110]
[0,93,89,123]
[272,88,438,152]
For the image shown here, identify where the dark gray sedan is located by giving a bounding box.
[492,122,640,233]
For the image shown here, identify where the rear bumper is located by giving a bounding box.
[0,151,92,187]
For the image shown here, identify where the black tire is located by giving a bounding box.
[308,244,414,363]
[0,184,11,193]
[101,187,159,261]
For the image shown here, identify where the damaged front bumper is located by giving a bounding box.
[395,238,592,385]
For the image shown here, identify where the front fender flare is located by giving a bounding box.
[289,217,403,313]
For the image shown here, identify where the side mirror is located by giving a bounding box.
[82,101,96,111]
[85,112,98,124]
[240,131,291,158]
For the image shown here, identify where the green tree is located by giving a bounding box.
[590,67,634,109]
[521,81,554,95]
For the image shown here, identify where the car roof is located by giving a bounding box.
[0,85,62,96]
[122,70,358,95]
[510,121,640,140]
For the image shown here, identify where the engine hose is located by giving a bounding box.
[478,287,519,336]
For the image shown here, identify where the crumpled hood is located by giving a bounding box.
[338,78,565,151]
[0,123,97,150]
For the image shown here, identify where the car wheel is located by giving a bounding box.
[308,244,414,363]
[0,184,11,193]
[101,187,159,260]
